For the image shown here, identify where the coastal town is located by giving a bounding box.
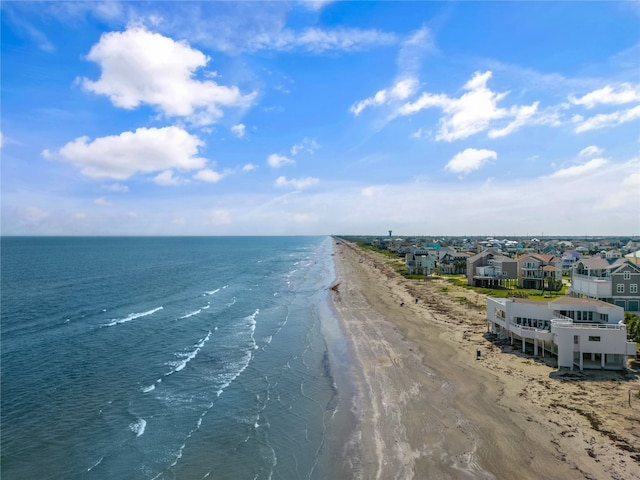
[352,234,640,371]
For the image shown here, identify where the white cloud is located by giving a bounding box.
[579,145,604,158]
[79,26,256,125]
[574,105,640,133]
[399,71,540,142]
[194,168,224,183]
[154,170,182,186]
[569,83,640,109]
[94,197,112,206]
[143,2,396,56]
[231,123,246,138]
[349,26,432,120]
[290,137,319,155]
[275,176,319,190]
[445,148,497,175]
[267,153,295,168]
[53,126,206,180]
[298,0,335,11]
[546,158,608,179]
[242,163,258,172]
[350,77,419,116]
[488,102,539,138]
[398,26,434,71]
[252,26,397,54]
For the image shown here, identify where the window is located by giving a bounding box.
[617,284,625,294]
[588,336,601,342]
[573,335,579,345]
[631,284,638,294]
[624,271,631,280]
[577,311,593,321]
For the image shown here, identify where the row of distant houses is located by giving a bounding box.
[402,245,640,313]
[466,248,640,313]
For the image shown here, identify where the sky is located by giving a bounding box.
[1,1,639,236]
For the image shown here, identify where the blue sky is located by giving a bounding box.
[2,1,639,236]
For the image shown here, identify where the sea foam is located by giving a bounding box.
[129,418,147,437]
[102,306,163,327]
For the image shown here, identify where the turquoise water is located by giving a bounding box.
[1,236,350,479]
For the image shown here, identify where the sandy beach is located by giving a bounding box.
[330,239,640,480]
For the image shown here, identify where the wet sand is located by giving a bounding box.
[330,239,640,480]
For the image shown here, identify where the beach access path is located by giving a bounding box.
[330,239,640,480]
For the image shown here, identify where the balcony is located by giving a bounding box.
[507,320,553,342]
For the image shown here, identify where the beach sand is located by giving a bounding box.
[330,239,640,480]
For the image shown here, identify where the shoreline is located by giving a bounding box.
[328,239,640,479]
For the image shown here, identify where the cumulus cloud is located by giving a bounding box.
[274,176,319,189]
[573,105,640,133]
[398,71,543,142]
[579,145,604,157]
[242,163,258,171]
[231,123,246,138]
[194,168,224,183]
[290,137,319,155]
[52,126,206,180]
[546,158,608,179]
[445,148,497,175]
[267,153,295,168]
[79,26,256,125]
[569,83,640,109]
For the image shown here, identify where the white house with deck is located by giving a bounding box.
[486,296,636,370]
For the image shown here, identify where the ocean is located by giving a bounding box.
[1,236,353,479]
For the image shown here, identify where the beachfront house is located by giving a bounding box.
[467,248,518,287]
[571,258,640,312]
[486,296,636,370]
[517,253,562,290]
[438,247,469,275]
[405,247,437,275]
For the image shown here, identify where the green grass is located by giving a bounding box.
[353,244,571,302]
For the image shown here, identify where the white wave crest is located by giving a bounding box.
[204,285,228,296]
[165,331,212,376]
[87,456,104,472]
[129,418,146,437]
[178,309,201,319]
[102,306,163,327]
